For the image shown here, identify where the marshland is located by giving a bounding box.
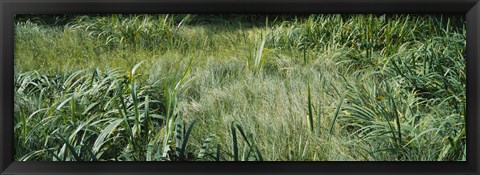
[14,14,466,161]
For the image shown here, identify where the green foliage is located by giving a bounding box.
[14,14,466,161]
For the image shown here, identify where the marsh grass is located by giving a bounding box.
[14,14,466,161]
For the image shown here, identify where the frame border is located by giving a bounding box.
[1,0,479,175]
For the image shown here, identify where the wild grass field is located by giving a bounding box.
[14,14,466,161]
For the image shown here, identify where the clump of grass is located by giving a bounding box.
[68,14,181,51]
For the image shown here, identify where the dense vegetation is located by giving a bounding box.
[14,14,466,161]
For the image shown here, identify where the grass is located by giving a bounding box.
[14,14,466,161]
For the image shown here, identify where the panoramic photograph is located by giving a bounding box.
[13,14,466,161]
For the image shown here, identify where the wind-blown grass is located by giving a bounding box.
[14,14,466,161]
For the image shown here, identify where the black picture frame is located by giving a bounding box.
[1,0,479,174]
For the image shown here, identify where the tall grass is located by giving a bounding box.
[14,14,466,161]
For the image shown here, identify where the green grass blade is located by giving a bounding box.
[329,94,345,135]
[93,119,123,154]
[143,95,150,143]
[254,145,263,161]
[57,134,83,161]
[307,82,314,132]
[56,96,73,111]
[116,83,134,146]
[175,116,184,158]
[316,100,322,136]
[81,144,99,161]
[180,119,197,160]
[216,144,221,161]
[231,122,239,161]
[175,58,193,91]
[235,123,251,147]
[390,94,402,146]
[198,134,215,159]
[82,102,100,116]
[131,82,140,137]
